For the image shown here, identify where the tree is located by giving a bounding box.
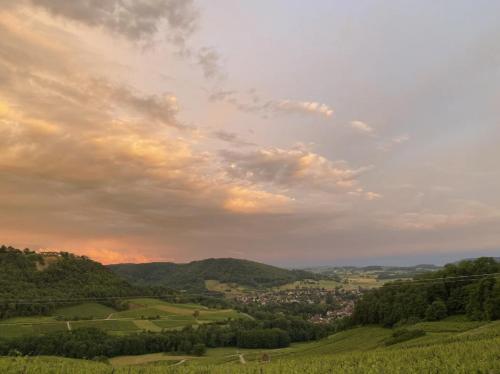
[192,343,206,356]
[425,300,447,321]
[325,293,334,305]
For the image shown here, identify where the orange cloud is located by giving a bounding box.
[223,186,293,214]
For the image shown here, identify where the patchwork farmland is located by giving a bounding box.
[0,299,247,339]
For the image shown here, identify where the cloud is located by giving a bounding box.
[392,135,410,143]
[274,100,334,118]
[350,120,374,134]
[29,0,199,45]
[223,186,293,214]
[377,134,411,151]
[197,47,223,79]
[383,200,500,231]
[4,1,498,265]
[221,145,373,192]
[5,0,224,81]
[348,188,382,201]
[0,9,318,265]
[209,90,334,119]
[0,10,298,253]
[212,130,255,147]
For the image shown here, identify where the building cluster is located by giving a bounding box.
[235,286,363,323]
[309,300,356,324]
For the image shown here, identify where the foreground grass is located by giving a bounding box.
[1,337,499,373]
[1,320,500,373]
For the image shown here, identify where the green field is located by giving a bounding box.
[54,303,116,319]
[0,298,246,339]
[70,320,139,333]
[205,280,250,296]
[1,319,499,372]
[276,277,386,291]
[276,279,341,290]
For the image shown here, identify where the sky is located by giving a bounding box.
[1,0,499,266]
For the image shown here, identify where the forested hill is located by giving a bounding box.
[0,245,140,319]
[108,258,318,291]
[353,257,500,326]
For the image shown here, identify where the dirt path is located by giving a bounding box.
[171,359,187,366]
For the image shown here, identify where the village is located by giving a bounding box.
[234,285,365,324]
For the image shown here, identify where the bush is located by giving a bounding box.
[91,356,109,363]
[192,343,206,356]
[393,316,421,328]
[385,328,425,346]
[237,328,290,349]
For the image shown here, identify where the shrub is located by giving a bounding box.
[384,328,425,346]
[192,343,206,356]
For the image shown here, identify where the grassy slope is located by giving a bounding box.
[2,319,500,373]
[2,337,499,374]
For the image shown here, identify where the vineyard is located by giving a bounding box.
[1,320,499,373]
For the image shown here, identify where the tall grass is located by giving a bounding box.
[1,336,499,373]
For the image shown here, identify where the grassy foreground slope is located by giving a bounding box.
[1,339,498,373]
[1,320,499,373]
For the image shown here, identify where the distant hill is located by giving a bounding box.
[454,257,500,263]
[108,258,318,291]
[300,264,441,282]
[0,245,138,319]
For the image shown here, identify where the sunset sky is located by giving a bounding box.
[1,1,500,266]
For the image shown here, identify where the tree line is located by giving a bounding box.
[352,257,500,326]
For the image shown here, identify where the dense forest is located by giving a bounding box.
[0,246,174,319]
[353,257,500,326]
[108,258,318,291]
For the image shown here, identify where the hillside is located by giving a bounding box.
[0,245,139,319]
[108,258,317,291]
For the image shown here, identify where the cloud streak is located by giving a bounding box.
[350,120,374,134]
[209,90,334,119]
